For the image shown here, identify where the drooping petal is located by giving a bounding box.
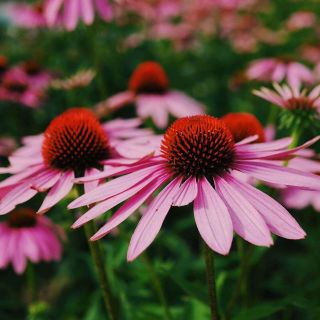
[194,178,233,255]
[38,171,74,214]
[69,163,165,208]
[215,176,273,246]
[236,160,320,190]
[127,177,182,261]
[80,0,94,24]
[173,176,198,206]
[72,169,168,228]
[91,173,170,240]
[225,174,305,239]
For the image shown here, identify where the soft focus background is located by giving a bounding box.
[0,1,320,319]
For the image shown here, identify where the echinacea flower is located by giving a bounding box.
[69,115,320,261]
[253,82,320,129]
[99,61,205,128]
[0,208,62,274]
[0,66,43,108]
[44,0,112,31]
[246,58,313,88]
[0,108,154,215]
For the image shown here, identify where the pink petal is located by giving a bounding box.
[64,0,79,31]
[80,0,94,24]
[0,182,38,215]
[20,229,40,263]
[44,0,64,26]
[165,91,205,118]
[72,169,168,228]
[226,174,305,239]
[194,178,233,255]
[95,0,112,21]
[215,176,273,246]
[91,174,169,240]
[84,168,101,194]
[38,170,74,214]
[236,137,292,153]
[127,177,182,261]
[236,160,320,190]
[173,176,198,206]
[68,163,165,208]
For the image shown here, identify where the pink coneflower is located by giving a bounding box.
[69,115,320,261]
[44,0,112,31]
[0,66,43,108]
[5,3,47,29]
[0,108,153,215]
[253,83,320,118]
[246,58,314,88]
[0,208,62,274]
[102,61,205,128]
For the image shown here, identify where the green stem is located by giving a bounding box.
[203,242,219,320]
[83,220,118,320]
[141,254,172,320]
[226,239,254,319]
[26,263,36,304]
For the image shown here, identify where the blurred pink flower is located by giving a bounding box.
[0,67,43,108]
[44,0,112,31]
[0,61,52,108]
[104,61,205,128]
[5,3,47,29]
[285,11,316,31]
[247,58,314,87]
[0,108,155,216]
[300,45,320,64]
[69,115,320,260]
[0,208,62,274]
[253,82,320,116]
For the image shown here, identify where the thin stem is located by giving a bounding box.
[225,239,254,319]
[203,242,219,320]
[141,254,172,320]
[26,263,36,304]
[83,220,118,320]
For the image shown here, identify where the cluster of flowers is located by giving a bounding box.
[0,60,319,274]
[4,0,317,52]
[0,56,51,108]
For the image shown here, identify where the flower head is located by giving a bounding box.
[69,115,320,261]
[0,208,62,274]
[0,108,155,215]
[221,112,265,143]
[97,61,205,128]
[253,83,320,130]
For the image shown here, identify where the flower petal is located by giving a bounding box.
[127,177,182,261]
[194,178,233,255]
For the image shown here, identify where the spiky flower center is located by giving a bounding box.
[42,108,109,172]
[286,97,315,110]
[129,62,169,94]
[161,115,235,178]
[7,208,37,228]
[221,112,265,143]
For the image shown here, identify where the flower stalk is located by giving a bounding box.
[203,242,219,320]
